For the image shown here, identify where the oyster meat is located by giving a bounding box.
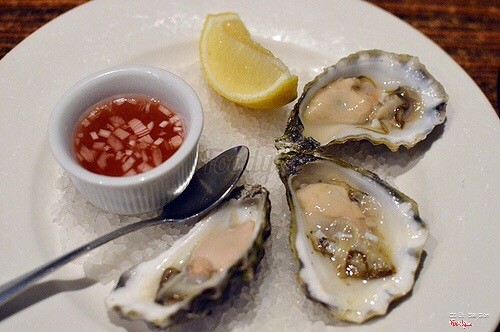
[106,185,271,328]
[276,152,428,323]
[278,50,448,152]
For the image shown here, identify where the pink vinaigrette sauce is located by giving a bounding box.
[73,94,185,177]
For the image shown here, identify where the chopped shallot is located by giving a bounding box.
[107,134,124,152]
[158,105,172,117]
[169,115,180,124]
[96,152,109,169]
[138,134,154,144]
[128,118,149,137]
[109,115,126,127]
[137,141,149,150]
[80,145,96,163]
[121,157,136,173]
[153,138,164,145]
[137,162,154,173]
[113,98,126,106]
[98,129,111,138]
[92,142,106,150]
[141,150,148,162]
[124,169,137,176]
[115,150,124,160]
[169,135,183,149]
[113,127,130,140]
[152,148,162,166]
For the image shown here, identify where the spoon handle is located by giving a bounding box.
[0,216,167,307]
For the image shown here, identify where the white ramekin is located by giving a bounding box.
[48,65,203,214]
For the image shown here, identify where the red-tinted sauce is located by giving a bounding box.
[73,94,185,177]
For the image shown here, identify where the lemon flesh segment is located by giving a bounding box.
[200,13,298,110]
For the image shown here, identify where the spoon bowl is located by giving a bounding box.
[161,145,249,221]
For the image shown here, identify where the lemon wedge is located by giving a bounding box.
[199,13,298,110]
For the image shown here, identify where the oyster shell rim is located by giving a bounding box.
[275,151,428,323]
[276,49,449,153]
[106,184,271,329]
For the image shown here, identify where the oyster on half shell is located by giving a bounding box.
[106,185,271,328]
[277,50,448,152]
[276,152,428,323]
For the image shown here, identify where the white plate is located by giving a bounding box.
[0,0,498,331]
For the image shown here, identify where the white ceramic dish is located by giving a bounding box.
[49,65,203,214]
[0,0,498,331]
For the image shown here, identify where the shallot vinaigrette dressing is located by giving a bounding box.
[73,94,185,177]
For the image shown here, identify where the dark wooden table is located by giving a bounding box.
[1,0,498,115]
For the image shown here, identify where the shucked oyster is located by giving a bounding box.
[277,50,448,152]
[106,185,271,328]
[276,152,427,323]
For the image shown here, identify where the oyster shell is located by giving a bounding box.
[106,185,271,328]
[277,50,448,152]
[276,152,428,323]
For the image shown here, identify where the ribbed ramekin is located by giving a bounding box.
[49,65,203,214]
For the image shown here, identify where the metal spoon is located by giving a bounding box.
[0,145,249,307]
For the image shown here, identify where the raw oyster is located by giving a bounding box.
[106,185,271,328]
[276,152,428,323]
[277,50,448,152]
